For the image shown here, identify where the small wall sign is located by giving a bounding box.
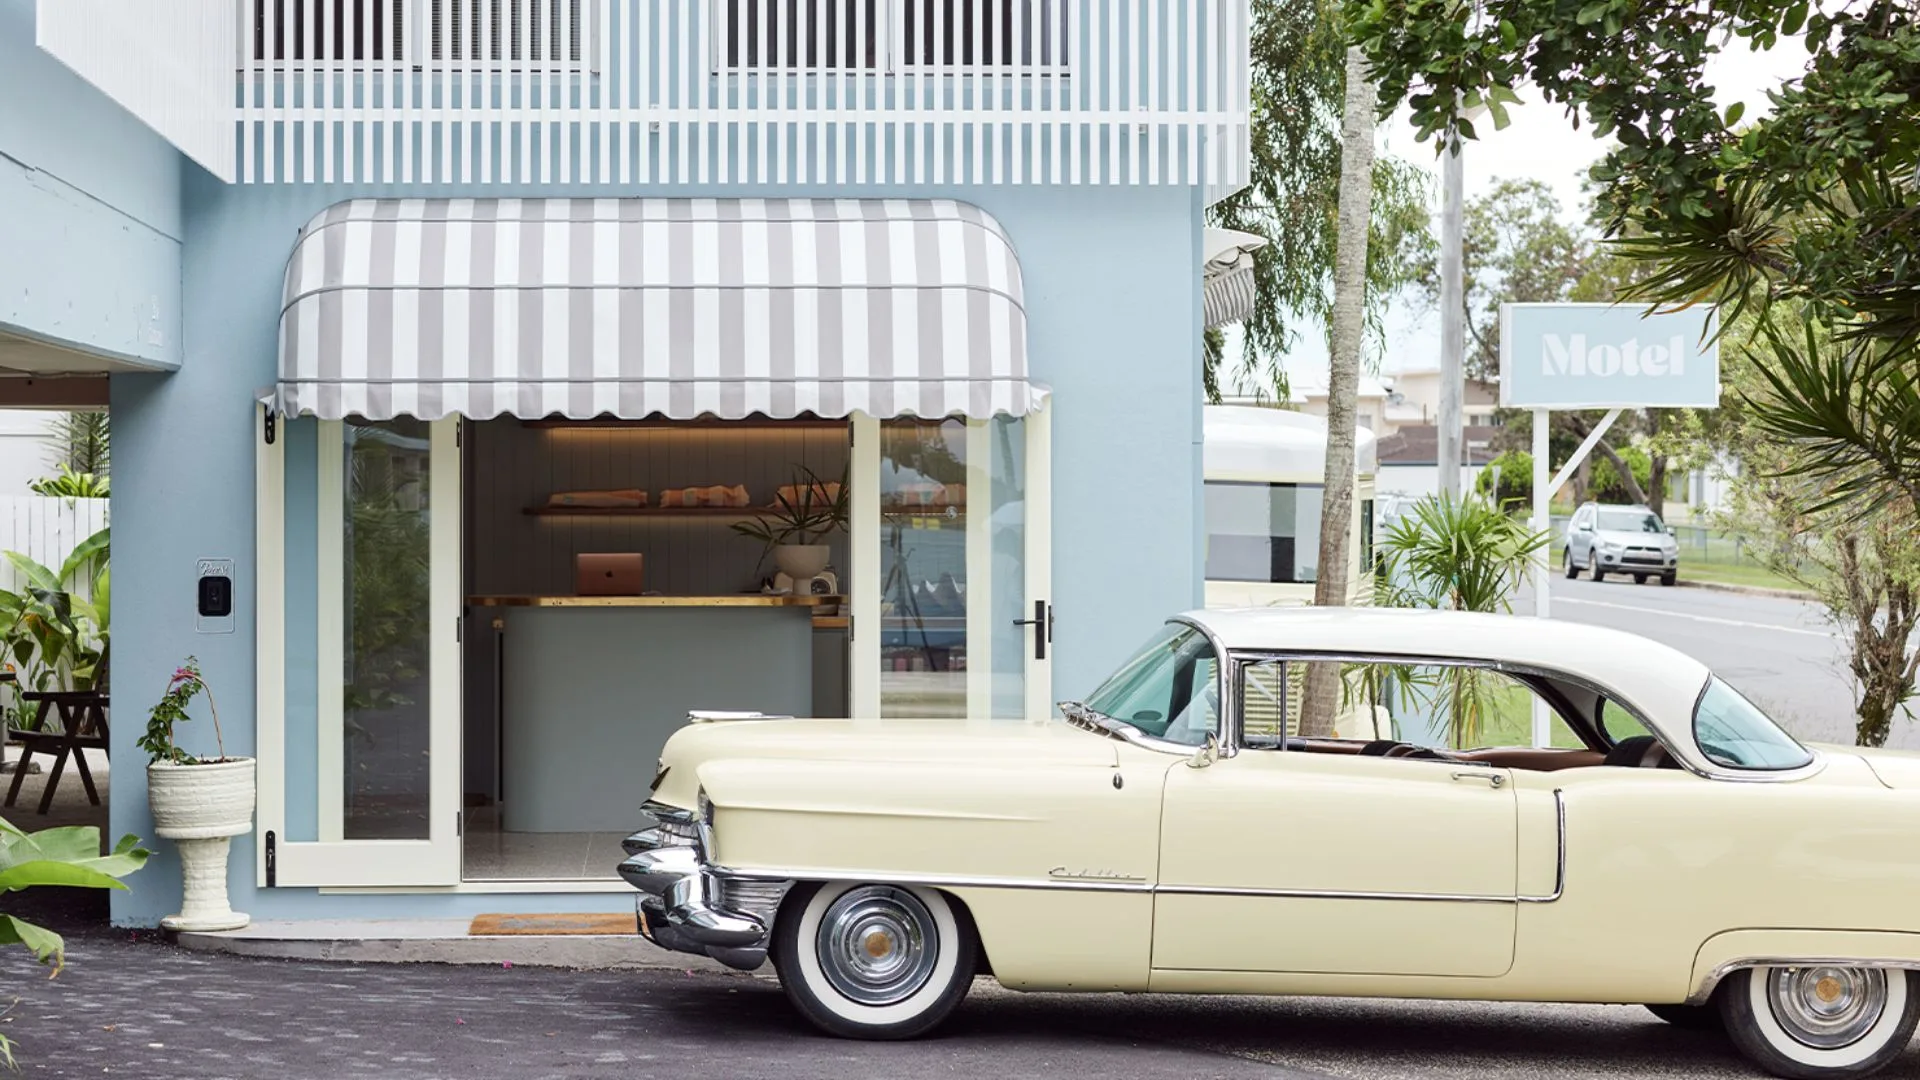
[196,558,235,634]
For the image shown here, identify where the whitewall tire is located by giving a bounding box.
[771,882,977,1040]
[1719,966,1919,1079]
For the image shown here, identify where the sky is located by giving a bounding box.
[1230,37,1814,395]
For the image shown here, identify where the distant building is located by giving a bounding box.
[1374,424,1503,499]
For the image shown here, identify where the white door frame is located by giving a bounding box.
[256,415,463,887]
[1023,405,1053,720]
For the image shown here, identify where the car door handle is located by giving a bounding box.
[1451,771,1506,788]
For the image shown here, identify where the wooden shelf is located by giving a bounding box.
[521,416,848,431]
[471,593,842,608]
[524,505,767,517]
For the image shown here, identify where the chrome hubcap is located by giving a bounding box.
[1768,966,1887,1049]
[816,886,938,1007]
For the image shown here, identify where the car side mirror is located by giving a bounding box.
[1666,525,1676,535]
[1187,732,1220,769]
[1577,523,1593,532]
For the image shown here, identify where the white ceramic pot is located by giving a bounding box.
[147,758,255,933]
[772,544,831,582]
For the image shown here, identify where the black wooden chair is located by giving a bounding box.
[5,648,110,816]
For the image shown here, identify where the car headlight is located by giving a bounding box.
[1598,539,1621,552]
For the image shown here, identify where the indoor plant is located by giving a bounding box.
[137,657,253,931]
[732,465,850,584]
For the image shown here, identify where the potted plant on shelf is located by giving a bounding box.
[137,657,253,932]
[731,465,850,586]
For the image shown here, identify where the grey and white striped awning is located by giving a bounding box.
[276,198,1046,421]
[1202,228,1265,330]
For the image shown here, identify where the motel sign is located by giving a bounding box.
[1501,303,1720,409]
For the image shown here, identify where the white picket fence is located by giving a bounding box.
[0,497,110,594]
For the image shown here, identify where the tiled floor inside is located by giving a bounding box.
[461,805,623,881]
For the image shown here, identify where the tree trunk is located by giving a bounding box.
[1644,411,1667,518]
[1300,46,1377,739]
[1840,529,1920,748]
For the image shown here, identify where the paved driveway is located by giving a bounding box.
[9,898,1918,1080]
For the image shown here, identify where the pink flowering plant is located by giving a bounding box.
[137,657,230,765]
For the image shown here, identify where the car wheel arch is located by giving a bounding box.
[774,881,994,980]
[1686,930,1920,1005]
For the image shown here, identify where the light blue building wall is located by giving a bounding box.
[107,168,1204,925]
[0,0,183,367]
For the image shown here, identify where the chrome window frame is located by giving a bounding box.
[1062,616,1232,758]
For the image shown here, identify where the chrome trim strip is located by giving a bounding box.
[1687,959,1920,1007]
[688,710,794,724]
[1517,789,1566,904]
[1172,615,1239,758]
[711,863,1153,894]
[1060,701,1211,758]
[1157,883,1518,904]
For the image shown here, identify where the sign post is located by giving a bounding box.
[1498,303,1720,746]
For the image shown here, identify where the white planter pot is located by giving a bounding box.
[147,758,255,933]
[772,543,831,582]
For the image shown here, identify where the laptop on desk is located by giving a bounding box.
[575,553,644,596]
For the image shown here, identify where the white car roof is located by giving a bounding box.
[1181,606,1714,746]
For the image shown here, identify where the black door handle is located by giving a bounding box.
[1013,600,1051,660]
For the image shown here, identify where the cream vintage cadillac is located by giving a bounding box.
[620,608,1920,1080]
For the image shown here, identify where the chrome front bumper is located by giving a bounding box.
[617,800,791,972]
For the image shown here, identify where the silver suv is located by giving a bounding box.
[1564,502,1679,585]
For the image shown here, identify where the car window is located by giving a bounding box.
[1599,698,1654,744]
[1693,678,1814,770]
[1083,624,1218,747]
[1237,659,1586,750]
[1596,509,1665,533]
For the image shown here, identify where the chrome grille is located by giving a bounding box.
[717,878,791,923]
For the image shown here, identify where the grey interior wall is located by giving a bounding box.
[466,419,852,598]
[500,606,814,833]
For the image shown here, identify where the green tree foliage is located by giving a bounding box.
[0,527,109,729]
[1475,449,1532,512]
[1204,0,1435,400]
[1590,446,1653,505]
[26,465,108,501]
[41,412,107,479]
[1349,0,1920,520]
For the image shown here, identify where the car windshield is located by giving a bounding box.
[1080,624,1219,747]
[1693,677,1814,770]
[1596,510,1665,533]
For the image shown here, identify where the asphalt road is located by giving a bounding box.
[1521,576,1884,747]
[11,918,1920,1080]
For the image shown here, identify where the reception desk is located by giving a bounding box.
[470,595,842,833]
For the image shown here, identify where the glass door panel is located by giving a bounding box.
[341,418,435,839]
[989,416,1029,719]
[878,419,970,717]
[864,413,1049,720]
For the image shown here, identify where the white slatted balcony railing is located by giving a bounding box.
[227,0,1249,190]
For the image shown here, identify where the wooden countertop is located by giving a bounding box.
[469,594,843,609]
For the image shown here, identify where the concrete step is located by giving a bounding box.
[171,917,740,972]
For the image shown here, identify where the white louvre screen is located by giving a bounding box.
[36,0,236,181]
